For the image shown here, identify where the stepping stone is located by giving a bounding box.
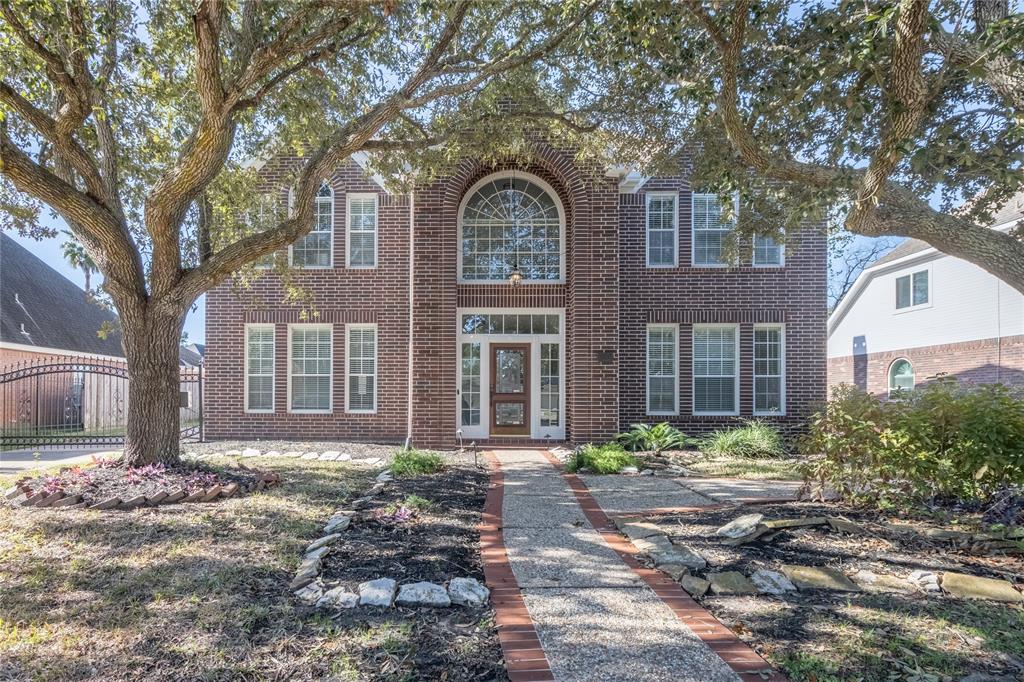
[679,575,710,597]
[940,572,1023,602]
[707,571,758,595]
[715,513,764,539]
[851,569,910,593]
[908,569,941,592]
[242,448,261,457]
[306,533,341,553]
[750,569,797,595]
[651,544,706,570]
[225,450,242,456]
[335,453,352,461]
[632,534,673,555]
[301,452,320,460]
[362,457,383,466]
[619,521,665,541]
[782,565,860,592]
[921,528,972,542]
[620,466,639,474]
[282,451,302,458]
[396,581,451,607]
[658,563,690,581]
[359,578,397,607]
[304,545,330,562]
[722,526,773,546]
[828,517,867,534]
[294,582,323,604]
[318,453,337,461]
[448,577,490,607]
[762,517,827,530]
[264,450,281,458]
[317,586,359,609]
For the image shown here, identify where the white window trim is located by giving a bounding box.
[752,231,785,268]
[894,265,933,313]
[345,323,378,414]
[287,323,333,414]
[753,324,786,416]
[457,171,566,285]
[646,323,679,416]
[244,323,275,413]
[345,192,379,269]
[646,191,678,268]
[692,323,741,416]
[288,183,335,269]
[887,357,915,397]
[253,193,284,270]
[691,192,739,268]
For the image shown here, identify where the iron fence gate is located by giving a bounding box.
[0,355,202,450]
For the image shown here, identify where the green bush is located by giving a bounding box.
[391,449,444,477]
[699,420,786,459]
[615,422,686,453]
[801,381,1024,508]
[566,443,639,474]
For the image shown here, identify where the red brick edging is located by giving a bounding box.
[540,451,788,682]
[479,451,556,682]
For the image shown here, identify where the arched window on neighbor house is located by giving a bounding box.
[888,358,915,395]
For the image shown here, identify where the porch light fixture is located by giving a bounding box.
[508,263,523,287]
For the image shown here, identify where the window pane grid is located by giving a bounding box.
[348,196,377,267]
[694,326,737,413]
[754,327,784,413]
[461,313,560,335]
[246,327,274,411]
[292,183,333,267]
[896,270,929,309]
[347,326,376,412]
[460,343,481,426]
[541,343,560,426]
[647,194,676,266]
[753,234,783,266]
[692,193,734,266]
[647,326,677,414]
[290,327,331,411]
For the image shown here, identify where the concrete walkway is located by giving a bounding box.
[497,450,742,682]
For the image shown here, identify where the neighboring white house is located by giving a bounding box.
[828,192,1024,396]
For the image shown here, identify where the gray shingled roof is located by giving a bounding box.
[1,233,124,357]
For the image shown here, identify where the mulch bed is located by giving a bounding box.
[318,461,507,681]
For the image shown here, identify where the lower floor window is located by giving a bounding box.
[693,325,738,414]
[289,325,332,412]
[647,325,678,414]
[540,343,560,426]
[753,326,784,414]
[245,325,275,412]
[888,358,914,394]
[460,342,481,426]
[346,325,377,413]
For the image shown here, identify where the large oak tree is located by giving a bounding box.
[0,0,598,465]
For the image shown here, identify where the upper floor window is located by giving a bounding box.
[692,193,735,266]
[460,173,563,283]
[646,192,678,267]
[888,358,914,395]
[753,233,784,267]
[290,182,333,268]
[346,194,378,268]
[895,269,929,309]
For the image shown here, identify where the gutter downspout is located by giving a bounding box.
[405,188,415,450]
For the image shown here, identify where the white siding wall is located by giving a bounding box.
[828,254,1024,358]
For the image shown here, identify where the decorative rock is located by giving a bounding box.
[633,534,673,555]
[264,451,281,458]
[181,490,205,503]
[324,514,352,534]
[362,457,383,465]
[639,469,655,476]
[396,581,451,607]
[4,485,24,500]
[762,517,827,530]
[20,492,46,507]
[708,571,758,595]
[220,483,240,498]
[89,497,121,510]
[243,448,261,457]
[200,486,223,502]
[294,582,324,604]
[827,517,866,534]
[306,533,342,553]
[908,569,941,592]
[750,569,797,595]
[118,495,148,510]
[147,491,169,505]
[304,545,331,562]
[51,495,84,507]
[318,452,337,461]
[658,563,690,581]
[35,491,65,508]
[619,521,665,541]
[282,451,302,458]
[225,450,242,456]
[448,577,490,606]
[652,544,706,570]
[302,452,320,460]
[679,575,710,597]
[940,572,1023,602]
[620,466,639,474]
[782,565,860,592]
[162,489,186,504]
[290,572,317,591]
[850,569,910,593]
[722,526,773,546]
[359,578,397,607]
[715,513,765,539]
[317,586,359,609]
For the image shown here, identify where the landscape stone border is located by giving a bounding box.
[184,447,384,466]
[291,467,492,612]
[3,468,281,512]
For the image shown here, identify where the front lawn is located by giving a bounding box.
[0,456,380,680]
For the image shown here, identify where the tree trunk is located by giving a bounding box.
[121,307,186,466]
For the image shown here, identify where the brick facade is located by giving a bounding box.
[828,334,1024,397]
[205,145,828,447]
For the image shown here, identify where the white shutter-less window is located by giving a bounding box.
[692,193,734,266]
[753,234,783,266]
[347,195,377,267]
[347,325,377,412]
[289,326,332,412]
[693,325,738,414]
[646,193,677,266]
[753,326,784,414]
[245,326,274,411]
[291,182,333,267]
[647,325,678,414]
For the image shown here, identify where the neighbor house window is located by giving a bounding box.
[895,270,929,309]
[460,173,563,282]
[752,233,784,266]
[288,324,332,412]
[647,325,678,415]
[346,193,377,267]
[888,358,914,394]
[346,324,377,413]
[290,182,333,267]
[693,325,739,414]
[753,325,784,414]
[692,193,735,266]
[646,192,678,267]
[245,325,275,412]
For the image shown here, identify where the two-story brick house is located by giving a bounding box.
[204,143,827,447]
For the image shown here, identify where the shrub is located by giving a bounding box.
[801,381,1024,508]
[615,422,686,453]
[391,449,444,477]
[699,420,786,459]
[565,443,639,474]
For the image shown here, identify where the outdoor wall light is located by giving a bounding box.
[508,263,524,287]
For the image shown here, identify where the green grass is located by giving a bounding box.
[390,448,445,477]
[698,420,786,458]
[565,442,639,474]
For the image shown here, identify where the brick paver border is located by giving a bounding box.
[479,451,556,682]
[541,451,788,682]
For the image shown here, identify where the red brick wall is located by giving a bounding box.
[828,334,1024,397]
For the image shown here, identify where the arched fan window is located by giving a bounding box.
[460,173,563,282]
[888,358,915,395]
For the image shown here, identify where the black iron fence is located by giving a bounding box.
[0,355,202,450]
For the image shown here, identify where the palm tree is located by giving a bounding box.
[60,231,98,301]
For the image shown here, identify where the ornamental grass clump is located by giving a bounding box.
[700,420,786,459]
[566,443,639,474]
[391,449,445,477]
